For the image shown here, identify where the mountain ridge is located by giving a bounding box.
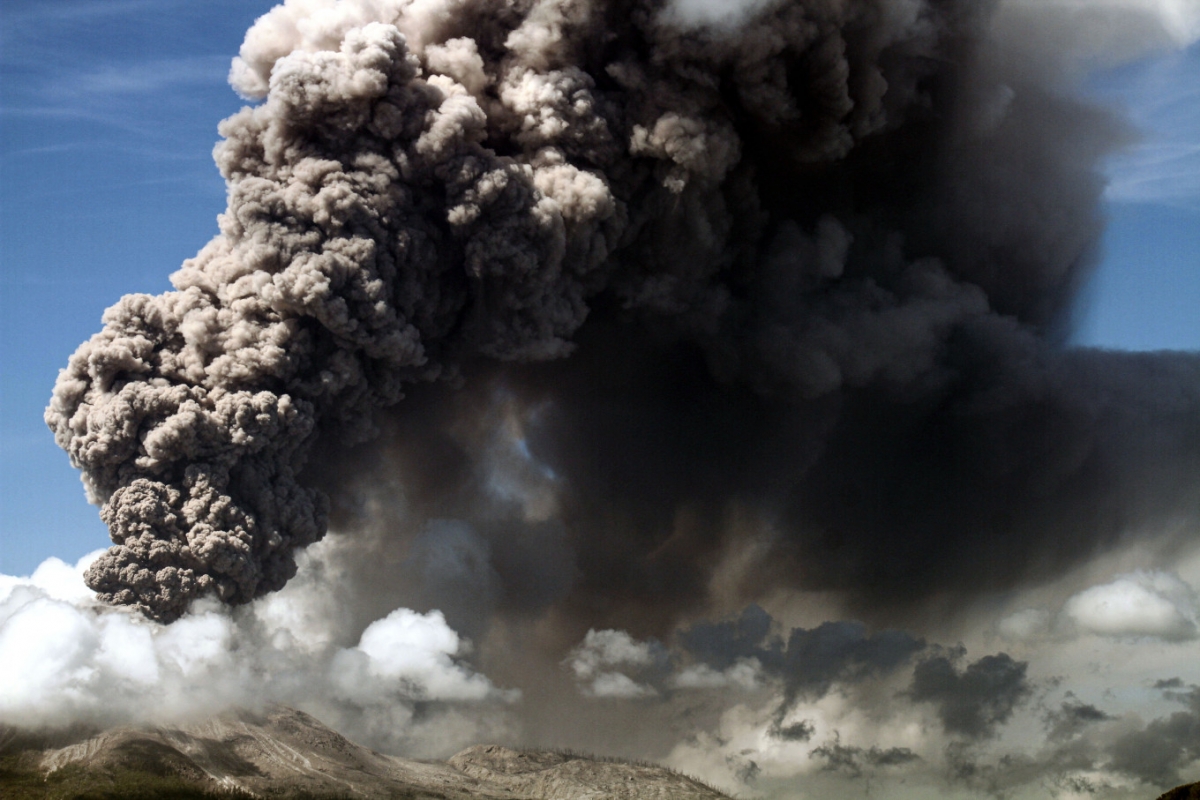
[0,705,731,799]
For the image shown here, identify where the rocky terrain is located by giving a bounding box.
[4,705,1190,799]
[0,705,730,799]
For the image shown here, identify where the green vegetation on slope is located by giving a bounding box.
[1156,783,1200,800]
[0,752,395,800]
[0,752,228,800]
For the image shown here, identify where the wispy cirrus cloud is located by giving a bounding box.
[0,56,233,142]
[0,0,251,143]
[1095,45,1200,209]
[68,56,232,97]
[1,0,173,25]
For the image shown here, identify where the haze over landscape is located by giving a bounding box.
[2,0,1199,798]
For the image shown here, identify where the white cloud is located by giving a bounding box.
[997,0,1200,60]
[0,596,101,718]
[0,550,104,606]
[332,608,501,703]
[69,57,231,97]
[567,628,657,678]
[1102,0,1200,45]
[587,671,657,698]
[659,0,780,29]
[565,628,662,698]
[1134,0,1200,44]
[1063,571,1197,640]
[670,659,762,691]
[0,549,514,755]
[564,624,772,698]
[997,607,1053,641]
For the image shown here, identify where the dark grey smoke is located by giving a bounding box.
[671,605,924,748]
[910,650,1031,739]
[1044,694,1114,743]
[809,741,920,778]
[46,0,1200,627]
[943,681,1200,794]
[1107,684,1200,786]
[678,605,924,703]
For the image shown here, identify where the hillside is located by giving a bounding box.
[0,705,731,800]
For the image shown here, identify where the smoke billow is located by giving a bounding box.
[46,0,1200,649]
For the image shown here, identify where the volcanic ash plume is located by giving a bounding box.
[47,0,1200,626]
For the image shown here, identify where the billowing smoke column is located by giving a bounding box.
[47,0,1200,626]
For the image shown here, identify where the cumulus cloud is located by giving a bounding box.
[0,552,513,757]
[564,628,668,697]
[1063,571,1198,640]
[331,608,500,703]
[997,607,1053,641]
[669,659,762,691]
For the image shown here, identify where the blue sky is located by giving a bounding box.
[1,0,278,573]
[0,0,1197,577]
[1076,43,1200,350]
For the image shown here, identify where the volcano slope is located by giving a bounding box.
[0,704,729,800]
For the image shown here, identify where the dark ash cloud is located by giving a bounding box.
[910,650,1032,739]
[810,739,920,779]
[1106,684,1200,787]
[678,605,925,702]
[1044,693,1114,743]
[44,0,1200,647]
